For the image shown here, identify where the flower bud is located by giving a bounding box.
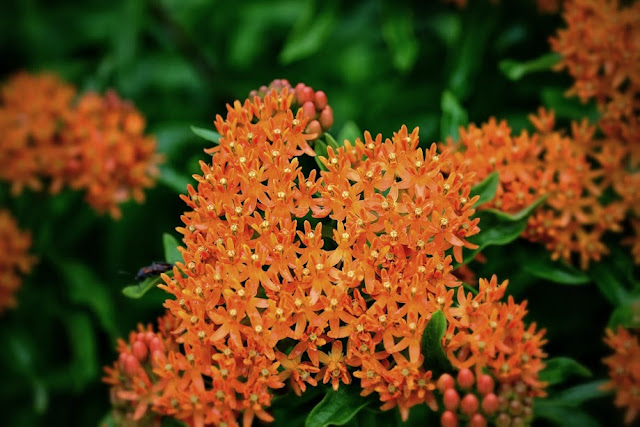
[470,413,487,427]
[132,341,148,362]
[481,393,499,414]
[441,410,458,427]
[319,106,334,130]
[124,354,139,375]
[443,388,460,410]
[314,90,328,110]
[437,373,455,392]
[457,368,475,389]
[461,393,479,415]
[306,120,322,136]
[477,374,494,395]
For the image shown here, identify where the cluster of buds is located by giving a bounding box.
[249,79,333,137]
[437,369,502,427]
[0,72,161,218]
[103,314,177,426]
[0,210,36,313]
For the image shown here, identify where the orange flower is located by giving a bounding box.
[104,87,547,425]
[603,327,640,424]
[0,209,37,313]
[60,91,162,218]
[0,72,75,194]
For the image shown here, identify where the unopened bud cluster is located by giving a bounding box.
[436,369,532,427]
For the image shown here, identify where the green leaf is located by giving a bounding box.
[548,380,611,407]
[65,312,98,389]
[190,125,221,144]
[280,0,337,64]
[305,385,374,427]
[54,259,118,339]
[499,53,561,81]
[122,274,167,299]
[608,296,640,329]
[534,402,600,427]
[324,133,340,150]
[519,245,590,286]
[462,196,546,264]
[589,261,630,306]
[440,90,468,141]
[470,172,499,207]
[421,310,453,376]
[337,121,362,145]
[381,2,419,72]
[158,165,191,194]
[314,139,329,171]
[163,233,182,264]
[539,357,592,386]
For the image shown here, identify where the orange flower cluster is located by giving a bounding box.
[445,277,547,401]
[249,79,333,137]
[551,0,640,163]
[451,109,625,269]
[101,88,549,425]
[0,72,76,194]
[603,327,640,424]
[103,313,181,426]
[59,91,161,218]
[0,209,36,313]
[0,72,161,218]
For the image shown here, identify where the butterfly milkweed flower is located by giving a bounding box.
[0,72,75,194]
[98,87,549,426]
[59,91,162,218]
[450,109,625,269]
[551,0,640,164]
[0,209,37,313]
[0,71,161,219]
[603,327,640,424]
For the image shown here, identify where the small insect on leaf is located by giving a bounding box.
[135,262,174,282]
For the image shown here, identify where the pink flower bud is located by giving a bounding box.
[302,101,316,119]
[314,91,328,110]
[319,106,333,130]
[132,341,148,362]
[306,120,322,136]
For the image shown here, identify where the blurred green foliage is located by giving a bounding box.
[0,0,631,425]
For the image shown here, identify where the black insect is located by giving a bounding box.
[135,262,174,281]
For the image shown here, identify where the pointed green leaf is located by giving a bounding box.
[122,274,167,299]
[280,0,337,64]
[54,259,118,339]
[547,380,611,407]
[534,402,600,427]
[440,90,468,141]
[470,172,499,207]
[519,245,590,285]
[158,165,191,194]
[337,121,361,146]
[539,357,592,386]
[163,233,182,264]
[65,312,98,389]
[324,133,340,150]
[608,296,640,329]
[421,310,453,376]
[589,261,630,306]
[314,139,329,171]
[499,53,561,81]
[381,2,419,72]
[462,196,546,264]
[190,125,221,144]
[305,385,374,427]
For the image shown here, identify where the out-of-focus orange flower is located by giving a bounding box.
[60,91,162,218]
[0,209,36,313]
[603,327,640,424]
[0,72,75,194]
[551,0,640,164]
[0,72,161,218]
